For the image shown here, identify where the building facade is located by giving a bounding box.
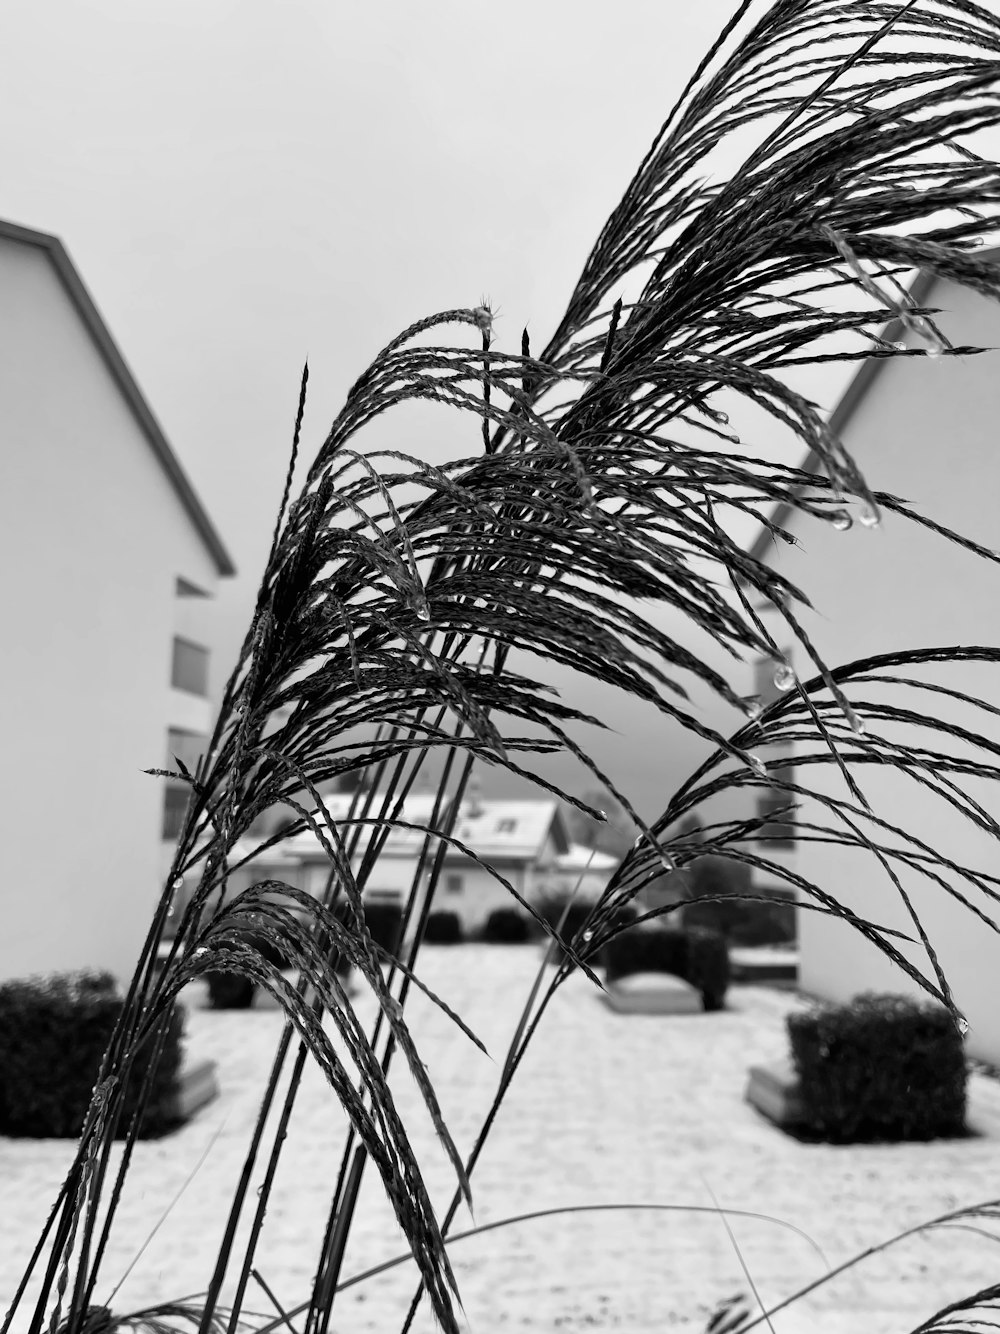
[743,261,1000,1062]
[0,219,233,985]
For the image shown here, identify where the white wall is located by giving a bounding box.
[0,237,221,985]
[746,277,1000,1063]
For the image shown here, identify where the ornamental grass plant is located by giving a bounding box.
[13,2,1000,1331]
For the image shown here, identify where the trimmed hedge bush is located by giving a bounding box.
[537,896,638,957]
[787,991,967,1142]
[682,926,730,1011]
[684,883,795,947]
[364,900,405,958]
[424,911,463,944]
[206,931,286,1009]
[482,908,530,943]
[0,971,184,1139]
[206,970,256,1009]
[600,925,729,1011]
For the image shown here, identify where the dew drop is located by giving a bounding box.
[831,510,853,532]
[958,1015,969,1037]
[716,411,729,426]
[742,696,764,721]
[582,928,594,944]
[858,502,881,529]
[658,851,676,873]
[846,706,866,736]
[968,237,984,249]
[892,341,907,352]
[596,809,608,822]
[925,344,943,359]
[773,662,796,692]
[416,601,431,622]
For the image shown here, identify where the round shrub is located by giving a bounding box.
[482,908,530,943]
[424,911,463,944]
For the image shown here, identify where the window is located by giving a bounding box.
[445,874,463,895]
[175,577,209,598]
[496,818,517,833]
[757,762,796,847]
[171,636,210,696]
[166,728,208,775]
[162,785,189,840]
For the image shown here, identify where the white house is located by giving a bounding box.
[266,789,573,936]
[0,218,234,986]
[551,843,619,903]
[743,257,1000,1063]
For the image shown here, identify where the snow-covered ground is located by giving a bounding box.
[3,944,1000,1334]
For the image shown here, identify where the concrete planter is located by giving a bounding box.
[165,1059,219,1123]
[600,972,703,1015]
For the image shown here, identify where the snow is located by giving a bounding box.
[3,945,999,1334]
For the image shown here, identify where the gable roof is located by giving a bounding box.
[0,218,235,577]
[746,255,1000,568]
[282,793,571,865]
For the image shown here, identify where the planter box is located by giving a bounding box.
[601,972,702,1015]
[165,1059,219,1123]
[730,948,798,985]
[745,1058,806,1126]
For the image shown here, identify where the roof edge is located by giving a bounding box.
[0,218,236,578]
[745,255,1000,568]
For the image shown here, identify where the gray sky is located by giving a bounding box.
[3,1,880,821]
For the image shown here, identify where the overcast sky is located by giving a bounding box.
[3,1,895,822]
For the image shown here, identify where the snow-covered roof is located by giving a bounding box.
[555,843,619,873]
[280,792,571,865]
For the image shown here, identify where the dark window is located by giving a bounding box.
[162,785,190,840]
[496,818,517,833]
[171,636,209,696]
[445,873,463,895]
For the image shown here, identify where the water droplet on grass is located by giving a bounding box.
[958,1015,969,1036]
[831,510,853,531]
[746,753,767,778]
[773,662,796,691]
[858,502,881,529]
[742,696,764,721]
[925,344,943,359]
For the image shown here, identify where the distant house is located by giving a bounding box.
[273,790,572,936]
[551,843,620,903]
[743,257,1000,1063]
[0,219,234,985]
